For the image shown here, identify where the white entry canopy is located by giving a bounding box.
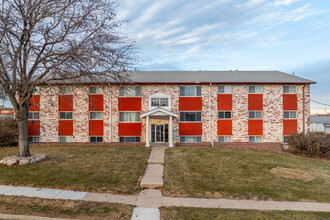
[141,107,178,118]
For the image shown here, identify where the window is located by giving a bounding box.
[119,112,140,122]
[284,111,296,119]
[28,136,40,142]
[283,86,296,94]
[28,112,39,120]
[59,112,73,120]
[218,111,232,119]
[151,98,169,107]
[249,136,262,142]
[90,112,103,120]
[248,85,262,94]
[59,87,72,95]
[218,136,231,143]
[119,86,141,97]
[90,136,103,143]
[218,85,231,94]
[180,112,201,122]
[59,136,73,143]
[249,111,262,119]
[180,136,201,143]
[283,136,289,144]
[119,136,141,143]
[33,87,40,95]
[90,87,102,94]
[180,86,201,97]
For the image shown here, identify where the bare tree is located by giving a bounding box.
[0,0,136,157]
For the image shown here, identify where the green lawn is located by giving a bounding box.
[0,145,150,194]
[161,207,330,220]
[164,147,330,202]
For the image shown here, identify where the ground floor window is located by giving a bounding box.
[283,136,289,144]
[119,136,141,143]
[28,136,40,142]
[218,136,231,143]
[249,136,262,143]
[90,136,103,143]
[180,136,201,143]
[59,136,73,143]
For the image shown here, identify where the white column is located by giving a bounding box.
[146,115,150,147]
[169,115,173,147]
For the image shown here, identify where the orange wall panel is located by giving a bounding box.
[248,94,263,110]
[248,120,263,135]
[118,97,141,111]
[59,120,73,136]
[217,120,232,135]
[28,120,40,136]
[89,95,104,111]
[283,120,297,135]
[179,123,203,135]
[218,94,232,110]
[89,120,104,136]
[283,94,297,110]
[118,123,141,136]
[179,97,202,111]
[59,95,73,111]
[29,95,40,111]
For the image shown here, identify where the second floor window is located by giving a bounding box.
[119,86,141,97]
[249,85,262,94]
[151,98,169,107]
[283,86,296,94]
[218,85,231,94]
[249,111,262,119]
[28,112,39,120]
[180,86,201,97]
[90,87,102,94]
[119,112,140,122]
[218,111,232,119]
[180,112,201,122]
[284,111,296,119]
[60,112,73,120]
[90,112,103,120]
[59,87,72,95]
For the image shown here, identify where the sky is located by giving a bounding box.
[117,0,330,114]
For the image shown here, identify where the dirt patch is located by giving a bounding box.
[270,166,315,182]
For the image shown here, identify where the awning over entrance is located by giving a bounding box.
[141,107,178,147]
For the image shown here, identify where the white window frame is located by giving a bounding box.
[28,112,40,120]
[218,85,231,94]
[179,136,202,143]
[119,112,141,122]
[90,136,103,143]
[248,85,262,94]
[89,86,102,94]
[119,86,141,97]
[151,98,169,107]
[59,111,73,120]
[89,111,103,120]
[218,136,232,143]
[59,87,72,95]
[180,86,201,97]
[180,111,202,122]
[59,136,73,143]
[283,111,297,119]
[218,111,232,119]
[28,136,40,142]
[119,136,141,143]
[249,111,262,119]
[249,136,262,143]
[283,86,296,94]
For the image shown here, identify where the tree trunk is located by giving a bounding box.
[17,107,31,157]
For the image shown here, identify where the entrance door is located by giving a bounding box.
[151,124,169,143]
[156,124,164,142]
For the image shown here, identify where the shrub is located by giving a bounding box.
[288,132,330,159]
[0,118,18,147]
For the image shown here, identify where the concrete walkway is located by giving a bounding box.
[0,213,72,220]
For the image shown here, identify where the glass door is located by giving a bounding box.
[156,124,164,142]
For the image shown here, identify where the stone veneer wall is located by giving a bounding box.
[263,85,283,142]
[40,86,59,142]
[201,85,218,143]
[103,85,111,142]
[73,86,89,142]
[110,85,119,142]
[232,85,249,142]
[297,84,310,133]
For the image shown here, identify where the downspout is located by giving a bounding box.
[209,83,214,146]
[109,84,113,142]
[303,83,307,134]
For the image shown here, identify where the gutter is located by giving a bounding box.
[209,83,214,146]
[303,83,307,133]
[110,84,113,142]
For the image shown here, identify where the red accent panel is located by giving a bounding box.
[29,95,40,111]
[218,94,232,110]
[59,120,73,135]
[179,97,202,111]
[283,94,297,110]
[59,95,73,111]
[28,120,40,135]
[118,123,141,136]
[217,120,232,135]
[89,95,104,111]
[248,120,263,135]
[248,94,263,110]
[283,120,297,135]
[118,97,141,111]
[89,120,104,136]
[179,123,202,135]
